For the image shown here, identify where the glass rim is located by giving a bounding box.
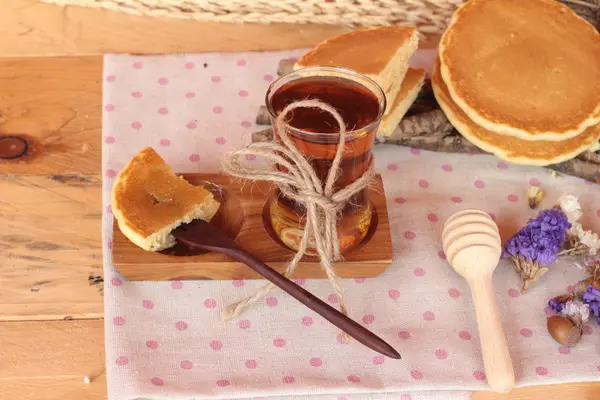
[265,65,387,137]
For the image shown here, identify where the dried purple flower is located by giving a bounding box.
[582,284,600,325]
[503,208,571,292]
[548,298,565,314]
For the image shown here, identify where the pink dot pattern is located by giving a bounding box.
[116,356,129,366]
[459,331,472,340]
[473,371,486,381]
[423,311,435,321]
[101,53,600,397]
[372,355,385,365]
[266,297,278,307]
[175,321,188,331]
[210,340,223,350]
[435,349,448,359]
[362,314,375,324]
[520,328,533,337]
[151,377,164,386]
[146,340,159,349]
[204,299,217,309]
[398,331,411,340]
[181,360,193,370]
[411,370,424,380]
[171,281,183,289]
[238,319,251,329]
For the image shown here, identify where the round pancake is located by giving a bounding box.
[432,57,600,166]
[439,0,600,141]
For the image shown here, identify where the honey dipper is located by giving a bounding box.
[442,210,515,393]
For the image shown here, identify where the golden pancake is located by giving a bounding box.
[439,0,600,141]
[295,26,419,111]
[432,57,600,166]
[112,147,219,251]
[377,68,426,138]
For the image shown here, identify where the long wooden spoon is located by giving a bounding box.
[172,220,401,360]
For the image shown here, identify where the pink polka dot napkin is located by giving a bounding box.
[102,50,600,400]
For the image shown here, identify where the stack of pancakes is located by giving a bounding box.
[433,0,600,166]
[294,26,426,139]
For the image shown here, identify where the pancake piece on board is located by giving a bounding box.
[294,26,419,113]
[439,0,600,141]
[112,147,220,251]
[432,57,600,166]
[377,68,426,139]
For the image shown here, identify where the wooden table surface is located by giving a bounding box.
[1,1,598,399]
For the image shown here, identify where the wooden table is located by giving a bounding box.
[1,1,598,399]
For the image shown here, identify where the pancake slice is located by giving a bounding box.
[432,57,600,166]
[294,26,419,113]
[439,0,600,141]
[377,68,426,139]
[112,147,220,251]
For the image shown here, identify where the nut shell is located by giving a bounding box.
[547,315,582,347]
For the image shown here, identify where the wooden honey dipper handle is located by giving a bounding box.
[468,273,515,393]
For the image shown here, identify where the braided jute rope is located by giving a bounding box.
[221,99,375,328]
[41,0,600,34]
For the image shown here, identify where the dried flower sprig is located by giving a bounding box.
[527,186,544,209]
[583,284,600,325]
[557,195,600,256]
[503,209,571,292]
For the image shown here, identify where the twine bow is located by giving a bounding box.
[221,99,375,323]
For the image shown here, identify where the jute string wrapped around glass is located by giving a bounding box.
[222,67,385,323]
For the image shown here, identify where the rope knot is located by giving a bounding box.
[221,99,374,325]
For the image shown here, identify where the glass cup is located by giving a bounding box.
[265,66,386,255]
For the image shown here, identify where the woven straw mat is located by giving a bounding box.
[41,0,599,44]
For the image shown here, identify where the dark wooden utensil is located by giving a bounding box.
[172,220,401,359]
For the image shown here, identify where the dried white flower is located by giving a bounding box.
[561,300,590,322]
[570,223,600,255]
[580,229,600,256]
[558,194,582,223]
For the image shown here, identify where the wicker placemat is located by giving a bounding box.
[40,0,600,34]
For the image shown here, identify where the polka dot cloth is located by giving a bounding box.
[102,51,600,400]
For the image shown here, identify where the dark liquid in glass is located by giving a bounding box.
[268,76,382,255]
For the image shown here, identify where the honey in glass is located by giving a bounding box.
[265,66,386,255]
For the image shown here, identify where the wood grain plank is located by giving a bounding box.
[473,382,600,400]
[0,0,349,57]
[0,56,102,174]
[0,320,106,400]
[0,174,103,321]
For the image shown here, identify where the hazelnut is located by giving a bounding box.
[547,315,582,347]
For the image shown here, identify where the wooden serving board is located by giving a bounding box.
[112,173,392,281]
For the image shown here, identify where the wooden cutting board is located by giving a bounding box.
[112,173,393,281]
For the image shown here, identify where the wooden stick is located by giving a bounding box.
[252,126,599,182]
